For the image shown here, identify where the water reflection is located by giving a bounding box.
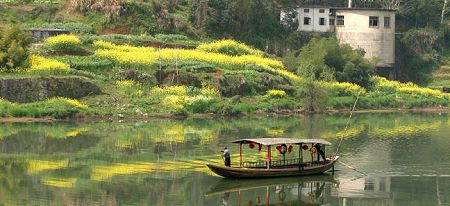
[0,112,447,205]
[206,175,338,206]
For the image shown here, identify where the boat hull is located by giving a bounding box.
[206,156,339,178]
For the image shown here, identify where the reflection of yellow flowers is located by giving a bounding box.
[336,125,365,139]
[267,129,285,136]
[370,122,440,138]
[66,128,88,137]
[42,177,76,188]
[28,160,68,174]
[153,125,186,143]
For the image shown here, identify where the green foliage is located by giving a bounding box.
[295,80,329,113]
[0,26,32,71]
[81,34,156,45]
[396,27,441,82]
[155,34,189,42]
[41,22,95,34]
[297,36,375,88]
[0,98,88,118]
[52,56,113,72]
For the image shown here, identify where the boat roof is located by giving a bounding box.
[232,138,332,146]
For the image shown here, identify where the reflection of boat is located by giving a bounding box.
[206,138,339,178]
[206,175,338,196]
[205,175,338,206]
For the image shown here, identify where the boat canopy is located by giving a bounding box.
[232,138,332,146]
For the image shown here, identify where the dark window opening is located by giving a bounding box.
[384,17,391,28]
[304,17,311,25]
[319,18,326,25]
[304,9,310,13]
[329,19,335,25]
[369,16,379,27]
[319,9,325,13]
[336,16,344,26]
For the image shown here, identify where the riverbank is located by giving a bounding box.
[1,107,448,123]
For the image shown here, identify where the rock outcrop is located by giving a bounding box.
[0,77,101,103]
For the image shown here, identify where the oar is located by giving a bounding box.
[338,161,367,176]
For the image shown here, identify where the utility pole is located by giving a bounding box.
[348,0,352,8]
[442,0,448,24]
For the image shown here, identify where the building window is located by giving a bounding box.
[319,18,326,25]
[319,9,325,13]
[304,17,311,25]
[369,16,379,27]
[336,16,344,26]
[384,17,391,28]
[304,9,310,13]
[329,19,335,25]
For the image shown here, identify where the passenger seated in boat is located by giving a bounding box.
[314,143,326,162]
[223,147,231,167]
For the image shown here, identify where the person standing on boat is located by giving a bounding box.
[314,143,326,162]
[223,146,231,167]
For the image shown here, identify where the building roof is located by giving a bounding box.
[297,6,396,12]
[232,138,332,146]
[332,7,397,12]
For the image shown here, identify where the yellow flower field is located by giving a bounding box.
[94,41,300,81]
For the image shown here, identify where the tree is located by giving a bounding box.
[0,26,32,72]
[297,36,375,87]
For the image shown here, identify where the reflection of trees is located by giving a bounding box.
[0,131,100,154]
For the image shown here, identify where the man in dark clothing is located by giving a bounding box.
[223,147,231,167]
[314,143,326,162]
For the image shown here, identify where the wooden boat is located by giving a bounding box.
[206,138,339,178]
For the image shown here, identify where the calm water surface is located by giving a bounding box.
[0,113,449,206]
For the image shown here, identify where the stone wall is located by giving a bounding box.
[0,77,101,103]
[26,29,70,41]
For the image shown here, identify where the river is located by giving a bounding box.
[0,112,449,205]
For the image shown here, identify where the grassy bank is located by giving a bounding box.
[0,32,449,119]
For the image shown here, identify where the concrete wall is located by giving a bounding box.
[297,8,333,32]
[334,10,396,67]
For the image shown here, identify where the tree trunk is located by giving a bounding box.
[442,0,448,24]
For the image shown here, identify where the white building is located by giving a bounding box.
[291,7,396,68]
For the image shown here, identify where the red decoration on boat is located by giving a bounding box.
[276,145,283,152]
[249,142,255,149]
[288,145,293,153]
[302,145,309,150]
[258,144,262,151]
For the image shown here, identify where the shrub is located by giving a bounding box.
[0,25,32,71]
[82,34,156,45]
[0,97,88,118]
[44,34,82,52]
[150,85,188,96]
[52,56,113,72]
[155,34,189,42]
[197,39,264,57]
[41,22,95,34]
[266,89,286,98]
[319,81,366,96]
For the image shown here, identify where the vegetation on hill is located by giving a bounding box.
[0,0,449,118]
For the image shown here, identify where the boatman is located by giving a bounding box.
[314,143,326,162]
[223,146,231,167]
